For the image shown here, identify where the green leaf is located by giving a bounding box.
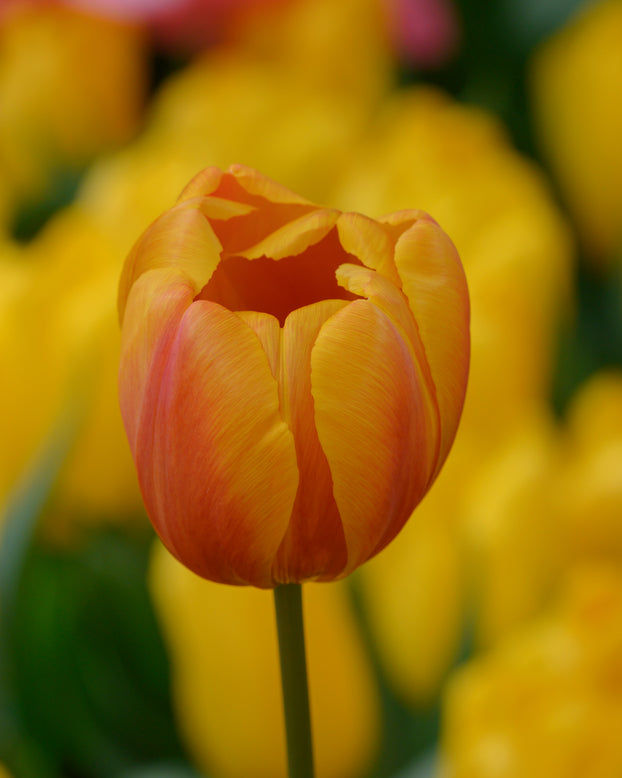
[0,400,85,775]
[115,765,202,778]
[11,529,187,777]
[392,750,438,778]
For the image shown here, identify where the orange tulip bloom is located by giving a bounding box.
[118,164,469,587]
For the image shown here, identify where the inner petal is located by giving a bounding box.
[272,300,351,583]
[196,228,361,325]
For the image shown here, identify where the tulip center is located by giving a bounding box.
[197,230,362,325]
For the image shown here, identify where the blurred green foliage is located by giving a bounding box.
[0,414,186,777]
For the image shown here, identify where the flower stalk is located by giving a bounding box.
[274,584,314,778]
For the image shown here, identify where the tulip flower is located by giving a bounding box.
[530,0,622,266]
[0,207,145,538]
[553,370,622,567]
[440,566,622,778]
[0,2,146,206]
[118,164,469,588]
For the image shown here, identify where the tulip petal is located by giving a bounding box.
[393,217,470,473]
[118,205,222,321]
[235,310,281,381]
[209,203,318,258]
[179,164,313,207]
[118,268,195,455]
[194,195,257,221]
[272,300,350,583]
[181,166,321,258]
[137,301,298,587]
[337,212,401,285]
[378,210,422,231]
[235,208,340,261]
[177,165,225,200]
[336,263,441,475]
[311,300,432,575]
[228,163,314,205]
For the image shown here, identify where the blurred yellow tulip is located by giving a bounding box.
[0,2,146,209]
[78,50,375,259]
[341,86,572,705]
[530,0,622,267]
[440,565,622,778]
[461,410,561,647]
[0,239,47,509]
[150,52,375,204]
[553,370,622,566]
[232,0,394,103]
[332,86,573,457]
[0,206,144,537]
[358,407,560,706]
[357,505,466,706]
[149,542,380,778]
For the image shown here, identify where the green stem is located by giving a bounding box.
[273,584,314,778]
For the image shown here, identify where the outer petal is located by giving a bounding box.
[228,163,314,205]
[393,216,470,474]
[181,164,313,207]
[136,301,298,587]
[273,300,350,583]
[336,263,441,478]
[118,204,222,321]
[177,165,226,200]
[118,267,195,454]
[311,299,432,576]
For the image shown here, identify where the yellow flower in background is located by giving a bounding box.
[35,211,145,531]
[75,0,397,254]
[0,2,146,209]
[150,543,380,778]
[362,376,622,710]
[461,410,560,648]
[232,0,394,104]
[530,0,622,267]
[0,240,45,509]
[346,86,571,705]
[358,509,466,706]
[77,50,377,259]
[553,370,622,566]
[332,86,573,458]
[149,51,376,204]
[440,566,622,778]
[358,407,560,707]
[0,206,144,536]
